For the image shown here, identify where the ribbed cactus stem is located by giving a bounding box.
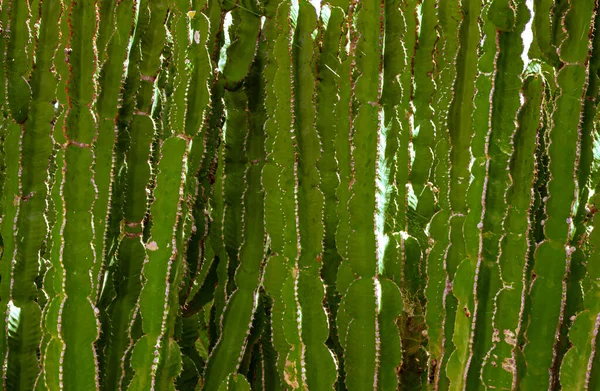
[293,2,338,390]
[482,74,543,389]
[379,0,415,388]
[203,33,266,390]
[314,3,347,378]
[559,9,600,391]
[466,2,529,389]
[52,0,103,389]
[522,2,596,389]
[94,2,136,385]
[5,0,60,387]
[262,1,306,388]
[426,1,461,388]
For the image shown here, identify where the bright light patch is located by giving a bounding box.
[376,112,391,276]
[309,0,321,17]
[521,0,534,69]
[321,5,331,29]
[218,12,233,72]
[291,0,300,29]
[374,278,382,314]
[7,301,21,333]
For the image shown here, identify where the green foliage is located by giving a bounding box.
[3,0,600,390]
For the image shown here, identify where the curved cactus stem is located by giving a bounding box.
[522,1,597,389]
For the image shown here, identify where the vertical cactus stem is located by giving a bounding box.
[207,81,228,330]
[220,0,261,88]
[5,0,61,387]
[522,1,596,389]
[561,6,600,372]
[414,1,443,387]
[171,3,218,386]
[395,4,426,386]
[57,0,102,389]
[333,0,352,278]
[314,3,347,378]
[411,0,438,222]
[261,1,307,388]
[215,3,262,324]
[560,9,600,391]
[40,145,66,391]
[482,74,543,389]
[184,0,213,141]
[203,37,267,390]
[93,0,136,307]
[335,0,385,389]
[101,0,167,388]
[333,3,353,372]
[529,0,560,67]
[183,0,224,314]
[463,1,528,388]
[379,0,417,388]
[221,89,249,310]
[94,2,136,377]
[0,102,17,391]
[128,136,187,390]
[560,197,600,389]
[179,1,215,302]
[453,3,495,390]
[426,1,461,388]
[442,0,485,388]
[0,0,10,382]
[40,1,70,387]
[293,1,338,390]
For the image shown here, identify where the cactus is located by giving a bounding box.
[3,0,600,389]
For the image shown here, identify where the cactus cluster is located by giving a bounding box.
[1,0,600,390]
